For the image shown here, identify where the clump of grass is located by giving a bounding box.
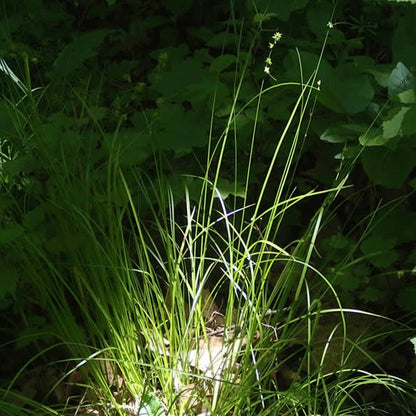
[1,19,415,416]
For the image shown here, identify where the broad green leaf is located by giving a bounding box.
[388,62,415,96]
[382,106,409,139]
[53,30,113,77]
[253,12,278,23]
[360,287,381,303]
[0,225,24,244]
[136,394,164,416]
[368,208,416,245]
[359,128,389,146]
[321,127,349,143]
[360,235,398,267]
[187,80,230,111]
[402,106,416,135]
[321,124,365,143]
[23,205,46,229]
[216,177,246,199]
[0,266,18,300]
[165,0,192,15]
[389,0,416,3]
[209,54,237,73]
[154,103,208,154]
[306,3,333,39]
[392,11,416,70]
[398,88,416,104]
[255,0,308,21]
[318,64,374,114]
[0,101,19,140]
[396,286,416,311]
[149,55,214,99]
[366,68,390,88]
[362,146,416,188]
[103,129,152,166]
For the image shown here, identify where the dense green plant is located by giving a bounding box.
[1,0,416,315]
[1,0,416,415]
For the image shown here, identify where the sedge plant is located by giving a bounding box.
[1,15,415,416]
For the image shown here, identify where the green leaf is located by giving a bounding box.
[0,225,24,244]
[360,235,398,267]
[154,103,208,154]
[402,106,416,135]
[321,124,366,143]
[396,285,416,311]
[165,0,192,15]
[215,177,246,199]
[255,0,308,21]
[359,128,389,146]
[209,54,237,73]
[103,129,152,166]
[321,127,349,143]
[319,64,374,115]
[398,88,416,104]
[136,394,165,415]
[0,266,18,300]
[382,106,409,139]
[361,146,416,188]
[149,54,214,99]
[388,62,415,96]
[360,286,381,303]
[392,10,416,66]
[0,101,19,140]
[253,12,278,23]
[53,30,113,77]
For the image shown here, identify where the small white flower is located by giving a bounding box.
[268,42,274,49]
[327,21,334,29]
[265,57,272,66]
[272,32,282,42]
[264,66,277,81]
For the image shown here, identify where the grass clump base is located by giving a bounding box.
[1,22,416,416]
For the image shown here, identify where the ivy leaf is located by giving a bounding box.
[388,62,415,96]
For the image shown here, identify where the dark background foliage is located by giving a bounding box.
[1,0,416,391]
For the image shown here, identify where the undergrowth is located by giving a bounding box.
[1,12,415,416]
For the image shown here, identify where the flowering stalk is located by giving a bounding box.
[264,31,282,81]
